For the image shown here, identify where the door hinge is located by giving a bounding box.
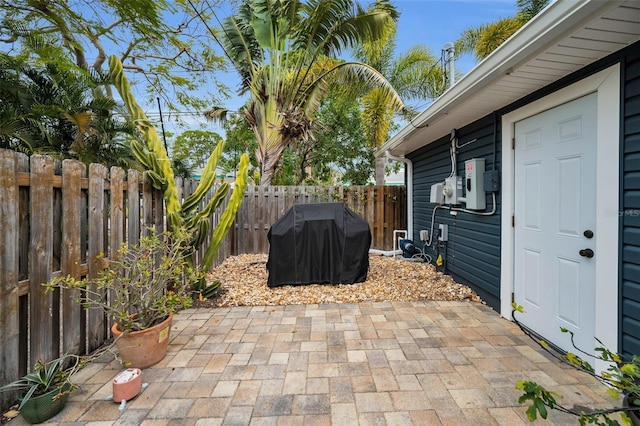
[512,138,515,150]
[511,292,515,303]
[512,215,515,227]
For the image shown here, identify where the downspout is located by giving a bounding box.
[385,151,413,240]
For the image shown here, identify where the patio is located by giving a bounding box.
[15,301,614,425]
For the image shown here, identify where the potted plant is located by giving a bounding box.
[512,302,640,425]
[0,353,86,424]
[45,227,200,369]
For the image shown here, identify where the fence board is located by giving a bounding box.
[88,163,107,351]
[17,155,28,376]
[29,155,57,365]
[61,160,86,355]
[142,174,154,235]
[110,167,125,257]
[127,170,140,246]
[376,186,384,247]
[0,150,20,408]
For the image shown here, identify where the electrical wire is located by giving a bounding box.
[411,248,432,263]
[424,191,498,248]
[456,137,477,149]
[448,131,457,178]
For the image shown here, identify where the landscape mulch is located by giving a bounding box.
[194,253,484,308]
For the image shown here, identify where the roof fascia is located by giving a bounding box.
[379,0,622,157]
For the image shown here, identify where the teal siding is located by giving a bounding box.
[407,115,502,309]
[404,39,640,354]
[621,45,640,357]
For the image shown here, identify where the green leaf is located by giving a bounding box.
[535,398,548,419]
[566,352,582,366]
[511,302,524,313]
[606,387,619,400]
[621,363,640,377]
[525,404,538,421]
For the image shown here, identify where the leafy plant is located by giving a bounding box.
[109,54,249,295]
[45,227,198,332]
[0,358,73,410]
[0,348,113,411]
[512,302,640,425]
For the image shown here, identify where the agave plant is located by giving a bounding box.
[0,357,73,410]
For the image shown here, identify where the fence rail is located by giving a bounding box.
[0,149,405,409]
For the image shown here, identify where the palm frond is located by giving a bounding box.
[304,61,404,116]
[203,107,232,126]
[475,18,523,59]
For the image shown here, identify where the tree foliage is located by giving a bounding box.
[171,130,224,176]
[222,114,259,182]
[206,0,404,186]
[0,0,228,112]
[0,52,135,166]
[353,15,445,184]
[454,0,550,61]
[297,90,374,185]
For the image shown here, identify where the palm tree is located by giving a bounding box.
[0,53,134,167]
[455,0,550,61]
[207,0,404,186]
[354,17,445,184]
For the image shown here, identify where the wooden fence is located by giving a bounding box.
[0,149,405,408]
[231,185,406,254]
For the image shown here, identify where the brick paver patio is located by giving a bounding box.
[13,301,616,425]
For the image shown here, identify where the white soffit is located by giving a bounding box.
[381,0,640,157]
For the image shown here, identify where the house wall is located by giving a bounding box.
[407,40,640,355]
[621,45,640,357]
[407,116,502,310]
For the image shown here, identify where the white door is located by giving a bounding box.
[514,93,597,354]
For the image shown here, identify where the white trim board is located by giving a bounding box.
[500,64,620,353]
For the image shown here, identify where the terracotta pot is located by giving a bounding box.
[112,368,142,402]
[111,314,173,369]
[19,383,71,424]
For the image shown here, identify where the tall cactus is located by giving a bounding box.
[109,55,249,280]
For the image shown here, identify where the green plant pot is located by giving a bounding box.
[19,384,71,424]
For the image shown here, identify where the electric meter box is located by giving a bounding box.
[464,158,486,210]
[430,182,444,204]
[443,176,463,205]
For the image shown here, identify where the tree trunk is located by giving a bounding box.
[375,155,386,186]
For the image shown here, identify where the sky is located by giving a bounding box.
[160,0,518,138]
[394,0,516,74]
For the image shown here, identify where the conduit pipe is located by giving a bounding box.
[385,151,413,241]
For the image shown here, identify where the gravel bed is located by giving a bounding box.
[194,253,484,308]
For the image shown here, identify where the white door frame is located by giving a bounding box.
[500,64,620,352]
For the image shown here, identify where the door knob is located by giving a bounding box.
[583,230,594,238]
[579,248,594,258]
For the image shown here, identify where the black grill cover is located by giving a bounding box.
[267,203,371,287]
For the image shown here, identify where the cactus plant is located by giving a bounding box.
[108,55,249,291]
